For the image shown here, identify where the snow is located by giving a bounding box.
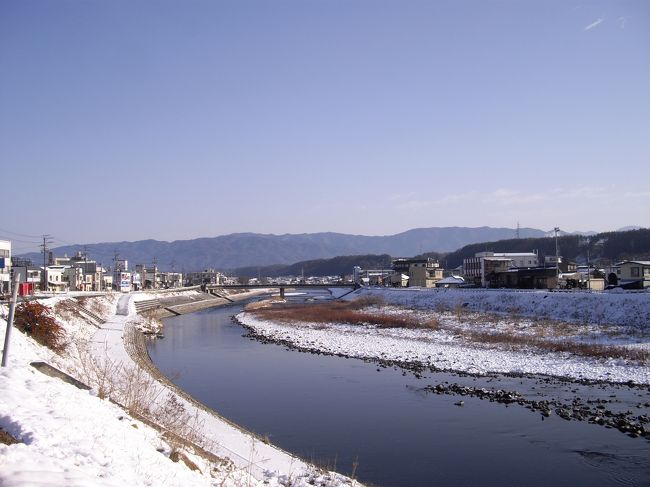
[237,288,650,385]
[1,291,362,487]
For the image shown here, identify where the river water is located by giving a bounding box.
[147,299,650,487]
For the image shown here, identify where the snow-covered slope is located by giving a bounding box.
[238,288,650,385]
[0,292,362,487]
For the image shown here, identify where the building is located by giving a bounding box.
[435,276,465,288]
[392,258,443,288]
[11,265,41,295]
[114,270,132,292]
[463,252,539,287]
[160,272,183,288]
[615,261,650,289]
[0,240,11,294]
[63,266,85,291]
[352,266,393,286]
[44,265,70,292]
[52,252,105,291]
[185,269,225,286]
[491,267,558,290]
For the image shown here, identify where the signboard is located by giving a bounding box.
[0,258,4,269]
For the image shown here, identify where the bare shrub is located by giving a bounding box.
[135,312,163,334]
[422,316,441,330]
[120,365,164,416]
[454,303,467,323]
[0,428,20,446]
[157,393,207,454]
[74,347,124,400]
[54,299,83,322]
[435,302,450,313]
[344,296,385,309]
[14,301,65,351]
[79,296,111,319]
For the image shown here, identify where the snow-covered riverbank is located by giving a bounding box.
[238,288,650,385]
[1,290,362,487]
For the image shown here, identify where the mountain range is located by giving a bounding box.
[18,226,546,271]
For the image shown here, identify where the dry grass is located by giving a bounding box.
[0,428,20,446]
[54,299,83,322]
[250,298,440,330]
[461,329,649,363]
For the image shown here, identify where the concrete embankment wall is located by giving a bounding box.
[145,289,269,318]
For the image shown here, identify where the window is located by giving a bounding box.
[631,267,640,277]
[644,267,650,276]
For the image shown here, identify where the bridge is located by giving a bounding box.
[204,283,357,299]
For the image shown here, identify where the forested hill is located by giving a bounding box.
[433,228,650,269]
[17,226,544,270]
[233,254,395,278]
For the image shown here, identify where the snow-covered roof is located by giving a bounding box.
[436,276,465,285]
[616,260,650,266]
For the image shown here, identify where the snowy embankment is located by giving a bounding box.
[1,291,361,487]
[238,288,650,385]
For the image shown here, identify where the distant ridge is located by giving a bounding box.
[18,226,545,271]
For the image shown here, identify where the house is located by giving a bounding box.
[0,240,11,294]
[463,251,539,287]
[160,272,183,289]
[392,258,443,288]
[352,266,393,286]
[185,268,225,286]
[492,267,558,290]
[63,266,85,291]
[52,252,106,291]
[435,276,465,288]
[45,265,70,292]
[615,261,650,289]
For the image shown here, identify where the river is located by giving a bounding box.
[147,298,650,487]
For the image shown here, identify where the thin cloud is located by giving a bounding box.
[584,18,604,31]
[618,16,626,29]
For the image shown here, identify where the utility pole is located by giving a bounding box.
[152,256,157,289]
[2,272,20,367]
[516,221,520,239]
[83,244,88,291]
[554,227,560,289]
[40,234,53,292]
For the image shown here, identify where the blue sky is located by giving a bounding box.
[1,0,649,252]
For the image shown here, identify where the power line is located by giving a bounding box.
[0,235,42,244]
[0,227,42,239]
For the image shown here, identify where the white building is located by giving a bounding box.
[114,271,132,292]
[0,240,11,294]
[45,265,69,292]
